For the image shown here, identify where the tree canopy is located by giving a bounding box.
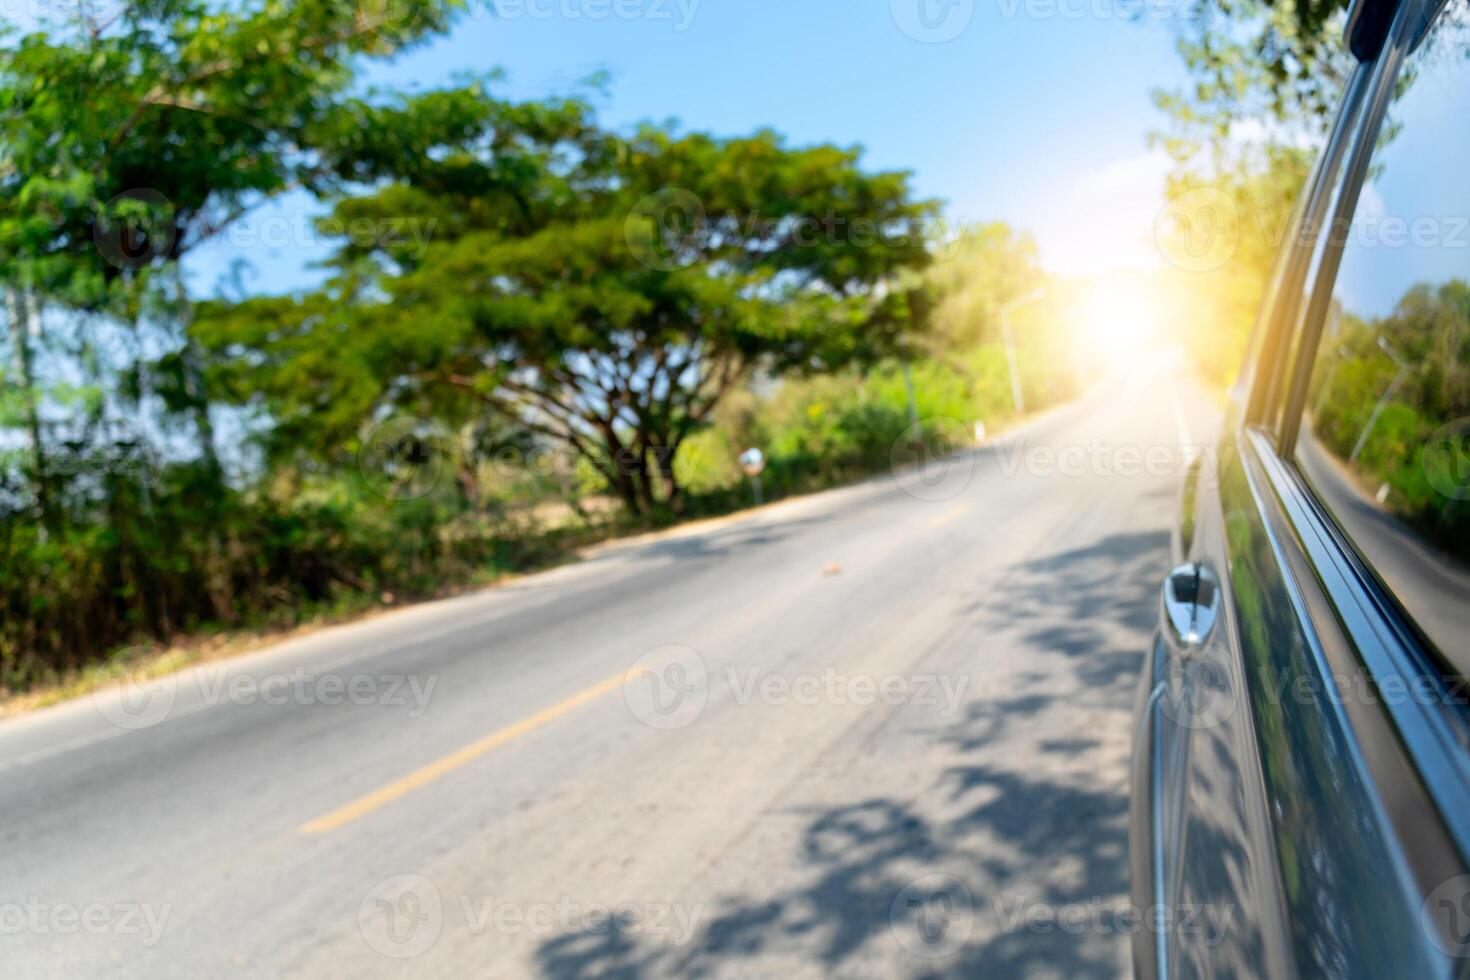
[196,81,939,514]
[1152,0,1356,163]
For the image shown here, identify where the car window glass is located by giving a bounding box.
[1252,69,1372,432]
[1294,1,1470,674]
[1268,87,1383,433]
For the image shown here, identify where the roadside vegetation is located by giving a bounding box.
[0,3,1083,695]
[8,0,1446,698]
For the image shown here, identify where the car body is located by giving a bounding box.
[1130,0,1470,975]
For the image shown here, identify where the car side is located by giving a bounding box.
[1131,0,1470,976]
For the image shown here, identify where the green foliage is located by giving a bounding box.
[1308,280,1470,557]
[195,80,939,517]
[1152,0,1355,164]
[668,222,1075,506]
[1160,145,1314,389]
[0,0,474,689]
[0,460,571,691]
[0,0,460,298]
[0,5,1069,693]
[926,223,1045,350]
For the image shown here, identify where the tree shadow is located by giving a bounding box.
[532,530,1169,978]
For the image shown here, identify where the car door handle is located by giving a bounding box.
[1161,562,1222,649]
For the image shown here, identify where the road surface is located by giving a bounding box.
[0,354,1216,979]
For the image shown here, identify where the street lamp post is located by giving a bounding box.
[902,361,920,429]
[999,287,1046,418]
[1349,336,1411,466]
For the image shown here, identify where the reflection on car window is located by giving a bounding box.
[1270,93,1366,432]
[1295,4,1470,674]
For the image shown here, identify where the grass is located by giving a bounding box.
[0,405,1067,719]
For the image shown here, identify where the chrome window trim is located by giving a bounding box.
[1245,62,1377,430]
[1141,680,1169,980]
[1277,0,1423,454]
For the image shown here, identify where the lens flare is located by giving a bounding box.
[1083,279,1163,364]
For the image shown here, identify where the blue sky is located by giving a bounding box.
[189,0,1194,295]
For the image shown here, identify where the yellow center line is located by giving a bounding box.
[300,670,629,834]
[928,503,971,529]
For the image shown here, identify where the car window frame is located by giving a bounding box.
[1249,0,1470,864]
[1242,62,1377,433]
[1276,39,1406,454]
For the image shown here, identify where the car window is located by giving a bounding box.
[1247,67,1373,432]
[1264,89,1375,434]
[1293,1,1470,675]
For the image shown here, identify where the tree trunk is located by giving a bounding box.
[611,468,644,516]
[454,461,481,510]
[173,266,221,481]
[595,423,647,517]
[6,288,48,522]
[654,439,685,515]
[629,448,657,516]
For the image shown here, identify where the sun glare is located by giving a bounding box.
[1082,279,1164,363]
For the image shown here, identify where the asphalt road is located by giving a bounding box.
[0,352,1216,979]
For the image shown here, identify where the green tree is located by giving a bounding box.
[0,0,463,484]
[1309,280,1470,556]
[197,82,939,515]
[1157,144,1314,387]
[925,222,1045,353]
[1152,0,1356,163]
[0,0,468,681]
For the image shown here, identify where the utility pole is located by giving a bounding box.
[999,287,1046,418]
[174,264,221,481]
[6,287,48,521]
[902,361,920,428]
[1349,336,1410,465]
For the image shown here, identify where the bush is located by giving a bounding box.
[0,463,562,692]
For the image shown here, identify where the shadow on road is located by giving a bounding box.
[532,529,1168,979]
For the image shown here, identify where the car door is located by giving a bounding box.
[1134,0,1470,976]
